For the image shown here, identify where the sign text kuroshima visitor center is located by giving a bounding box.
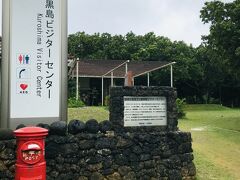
[0,0,68,129]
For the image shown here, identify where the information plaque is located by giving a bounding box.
[124,96,167,127]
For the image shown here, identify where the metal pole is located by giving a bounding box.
[147,73,150,87]
[76,59,79,100]
[125,62,128,74]
[170,65,173,87]
[133,78,135,86]
[60,0,68,123]
[111,72,113,87]
[1,0,10,128]
[102,77,104,106]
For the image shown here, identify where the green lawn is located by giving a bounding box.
[68,105,240,179]
[179,104,240,180]
[68,106,109,122]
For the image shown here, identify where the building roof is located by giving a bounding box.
[70,59,175,78]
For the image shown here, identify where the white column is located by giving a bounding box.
[111,72,114,87]
[171,65,173,87]
[76,60,79,100]
[125,63,128,74]
[133,78,135,86]
[102,77,104,106]
[147,73,150,87]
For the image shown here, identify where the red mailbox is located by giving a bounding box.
[14,127,48,180]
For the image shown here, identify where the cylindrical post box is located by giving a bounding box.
[14,127,48,180]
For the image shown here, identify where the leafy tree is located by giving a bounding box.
[200,0,240,81]
[200,0,240,106]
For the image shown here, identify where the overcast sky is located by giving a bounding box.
[0,0,234,47]
[68,0,210,47]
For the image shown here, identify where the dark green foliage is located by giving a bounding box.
[68,79,76,98]
[104,95,110,107]
[176,98,186,118]
[200,0,240,70]
[199,0,240,106]
[68,97,85,108]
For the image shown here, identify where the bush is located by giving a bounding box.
[68,97,85,108]
[176,98,186,118]
[104,95,110,106]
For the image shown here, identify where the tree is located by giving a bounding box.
[200,0,240,81]
[200,0,240,106]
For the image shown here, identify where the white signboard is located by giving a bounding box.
[10,0,61,118]
[124,96,167,127]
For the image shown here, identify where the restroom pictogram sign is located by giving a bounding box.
[18,54,30,65]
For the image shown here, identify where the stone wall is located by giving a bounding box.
[110,86,178,132]
[0,86,196,180]
[0,121,195,180]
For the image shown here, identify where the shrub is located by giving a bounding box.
[68,97,85,108]
[176,98,186,118]
[104,95,110,106]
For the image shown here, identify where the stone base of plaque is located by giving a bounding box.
[109,86,178,133]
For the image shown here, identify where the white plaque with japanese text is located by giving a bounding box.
[124,96,167,127]
[10,0,61,118]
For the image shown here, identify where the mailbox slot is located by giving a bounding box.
[20,142,42,164]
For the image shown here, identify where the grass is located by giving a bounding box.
[183,104,231,111]
[68,106,109,122]
[179,104,240,180]
[68,104,240,179]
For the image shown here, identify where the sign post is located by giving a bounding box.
[1,0,68,129]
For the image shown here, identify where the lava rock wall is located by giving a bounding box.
[0,86,196,180]
[0,124,195,180]
[110,86,178,132]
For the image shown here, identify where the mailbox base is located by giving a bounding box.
[15,162,46,180]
